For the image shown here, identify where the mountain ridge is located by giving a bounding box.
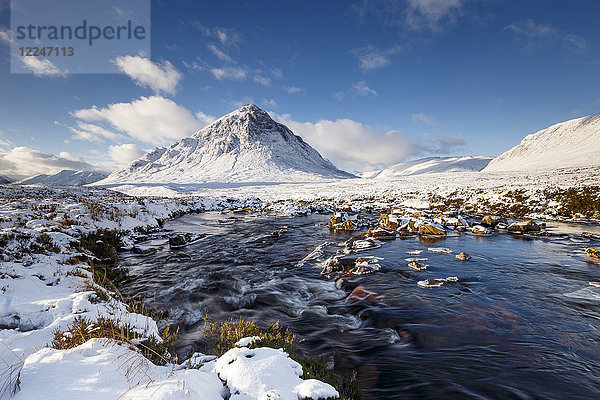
[97,104,354,185]
[483,112,600,172]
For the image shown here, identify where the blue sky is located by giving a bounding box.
[1,0,599,177]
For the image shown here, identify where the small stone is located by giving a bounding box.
[586,247,600,259]
[455,252,471,261]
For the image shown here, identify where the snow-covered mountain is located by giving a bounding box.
[17,170,108,186]
[0,175,15,184]
[369,156,492,179]
[483,112,600,172]
[98,104,354,185]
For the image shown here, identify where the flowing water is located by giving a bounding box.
[120,211,600,399]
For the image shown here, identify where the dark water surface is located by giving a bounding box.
[120,212,600,399]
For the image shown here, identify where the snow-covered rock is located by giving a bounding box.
[371,156,492,178]
[97,104,354,185]
[214,346,338,400]
[17,169,108,186]
[483,112,600,172]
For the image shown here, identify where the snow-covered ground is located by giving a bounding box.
[100,166,600,220]
[0,185,338,399]
[483,112,600,172]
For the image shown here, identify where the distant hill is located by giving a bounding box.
[370,156,492,179]
[484,112,600,172]
[17,170,108,186]
[0,175,15,184]
[96,104,354,185]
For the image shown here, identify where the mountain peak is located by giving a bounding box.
[98,106,354,185]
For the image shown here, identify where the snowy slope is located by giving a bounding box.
[17,170,108,186]
[372,156,492,179]
[483,112,600,172]
[98,104,354,185]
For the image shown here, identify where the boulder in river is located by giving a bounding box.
[418,223,446,236]
[455,252,471,261]
[480,215,506,227]
[471,225,492,235]
[507,220,541,233]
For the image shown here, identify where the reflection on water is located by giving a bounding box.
[120,212,600,399]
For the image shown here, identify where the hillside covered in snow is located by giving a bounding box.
[483,112,600,172]
[16,170,108,186]
[368,156,492,179]
[97,104,354,185]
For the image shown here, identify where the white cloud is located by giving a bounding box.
[196,111,217,125]
[194,24,242,47]
[284,86,306,95]
[351,45,404,71]
[504,20,588,54]
[271,113,421,171]
[114,55,182,95]
[207,44,234,63]
[0,147,97,179]
[0,26,12,44]
[73,96,207,145]
[411,112,436,125]
[253,70,272,86]
[108,143,146,167]
[563,33,588,53]
[405,0,464,31]
[21,57,67,77]
[335,81,377,100]
[69,122,125,143]
[262,99,277,109]
[504,19,558,39]
[210,66,247,81]
[352,81,377,96]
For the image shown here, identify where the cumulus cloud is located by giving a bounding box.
[69,122,125,143]
[21,57,67,77]
[114,55,182,95]
[412,112,436,125]
[108,143,146,167]
[73,96,207,145]
[271,113,421,171]
[0,147,97,179]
